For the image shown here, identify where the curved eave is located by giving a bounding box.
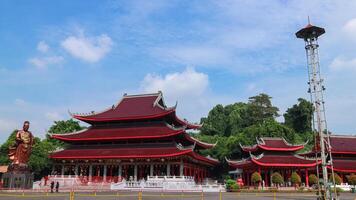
[50,149,192,159]
[226,157,252,168]
[331,151,356,155]
[250,158,319,167]
[257,145,304,152]
[240,144,258,152]
[189,152,219,166]
[250,153,320,167]
[51,129,185,142]
[184,134,216,149]
[328,166,356,173]
[72,109,175,123]
[174,115,202,129]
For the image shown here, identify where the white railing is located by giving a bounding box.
[110,176,225,192]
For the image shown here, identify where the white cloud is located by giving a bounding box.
[14,98,27,106]
[138,68,236,123]
[28,56,64,69]
[61,33,113,62]
[37,41,49,53]
[343,18,356,41]
[330,57,356,72]
[141,68,209,99]
[45,112,62,121]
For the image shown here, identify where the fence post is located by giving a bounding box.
[219,189,222,200]
[138,191,142,200]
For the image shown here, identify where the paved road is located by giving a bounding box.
[0,191,355,200]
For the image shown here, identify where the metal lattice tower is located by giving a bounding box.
[296,21,336,200]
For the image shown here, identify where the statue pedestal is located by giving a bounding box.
[2,164,33,189]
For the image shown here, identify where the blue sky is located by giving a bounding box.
[1,0,356,142]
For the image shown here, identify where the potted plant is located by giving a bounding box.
[271,172,284,188]
[290,172,301,189]
[347,174,356,193]
[251,172,262,189]
[308,174,318,188]
[225,179,239,192]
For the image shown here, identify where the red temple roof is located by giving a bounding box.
[49,143,218,165]
[329,135,356,154]
[51,123,185,141]
[240,137,305,152]
[71,92,175,122]
[227,153,319,168]
[300,135,356,156]
[328,159,356,173]
[183,134,216,149]
[70,92,201,129]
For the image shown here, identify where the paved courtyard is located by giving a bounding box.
[0,191,355,200]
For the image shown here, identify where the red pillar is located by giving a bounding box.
[264,170,268,187]
[305,169,309,187]
[258,168,261,187]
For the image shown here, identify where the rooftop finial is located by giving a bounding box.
[308,16,311,24]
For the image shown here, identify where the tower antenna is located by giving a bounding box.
[296,21,337,200]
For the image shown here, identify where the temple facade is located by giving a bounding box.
[49,92,218,183]
[302,135,356,182]
[227,137,317,187]
[228,136,356,187]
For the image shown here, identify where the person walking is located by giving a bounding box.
[55,182,59,193]
[50,181,54,193]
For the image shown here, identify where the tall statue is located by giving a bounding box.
[8,121,34,166]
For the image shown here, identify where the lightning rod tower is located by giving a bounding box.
[296,21,336,200]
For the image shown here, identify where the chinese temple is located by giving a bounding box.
[227,137,318,187]
[49,92,218,183]
[302,135,356,182]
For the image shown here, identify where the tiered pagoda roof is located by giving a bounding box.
[240,137,306,152]
[50,142,218,166]
[227,137,319,169]
[50,92,217,166]
[52,123,185,141]
[328,135,356,155]
[69,92,201,129]
[302,135,356,173]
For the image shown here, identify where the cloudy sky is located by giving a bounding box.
[1,0,356,142]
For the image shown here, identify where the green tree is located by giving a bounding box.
[200,104,228,136]
[251,172,262,186]
[330,173,342,185]
[291,172,301,187]
[0,130,18,165]
[284,98,313,133]
[308,174,318,186]
[225,179,239,191]
[241,119,296,143]
[28,138,56,179]
[347,174,356,186]
[46,119,84,147]
[271,172,284,186]
[246,93,279,125]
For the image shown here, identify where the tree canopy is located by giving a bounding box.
[284,98,313,133]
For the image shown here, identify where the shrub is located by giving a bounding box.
[308,174,318,186]
[251,172,262,186]
[271,172,284,186]
[329,173,342,185]
[347,174,356,186]
[290,172,301,187]
[225,179,239,191]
